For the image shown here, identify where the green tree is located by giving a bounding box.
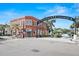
[52,28,62,37]
[11,23,20,35]
[70,23,75,30]
[0,24,10,35]
[70,22,79,35]
[62,28,70,34]
[44,19,56,37]
[11,23,19,29]
[70,22,79,29]
[0,25,5,35]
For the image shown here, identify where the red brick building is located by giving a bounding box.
[10,16,48,37]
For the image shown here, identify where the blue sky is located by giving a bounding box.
[0,3,79,29]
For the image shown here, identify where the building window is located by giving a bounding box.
[25,20,32,25]
[33,22,37,26]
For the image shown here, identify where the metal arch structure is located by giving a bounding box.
[41,15,75,22]
[41,15,77,35]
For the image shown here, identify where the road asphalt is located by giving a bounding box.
[0,37,79,56]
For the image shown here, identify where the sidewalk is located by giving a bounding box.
[36,37,76,43]
[0,36,78,44]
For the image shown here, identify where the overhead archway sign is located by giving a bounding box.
[41,15,76,22]
[41,15,77,38]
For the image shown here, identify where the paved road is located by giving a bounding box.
[0,37,79,56]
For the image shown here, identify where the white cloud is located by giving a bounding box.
[0,10,24,24]
[44,6,68,16]
[3,10,20,18]
[0,9,38,24]
[56,6,66,14]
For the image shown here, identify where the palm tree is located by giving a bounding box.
[52,28,62,37]
[0,25,5,35]
[70,23,74,30]
[11,23,19,35]
[11,24,19,29]
[44,19,56,37]
[70,22,79,29]
[0,24,10,35]
[70,22,79,36]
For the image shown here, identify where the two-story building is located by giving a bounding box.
[10,16,48,37]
